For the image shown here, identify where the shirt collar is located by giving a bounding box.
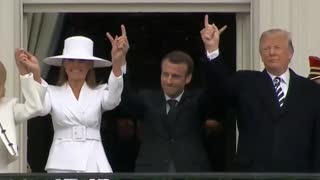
[267,68,290,85]
[164,91,184,102]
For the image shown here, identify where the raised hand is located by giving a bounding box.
[15,49,29,75]
[106,24,129,71]
[15,49,41,83]
[200,14,227,53]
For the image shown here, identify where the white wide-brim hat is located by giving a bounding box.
[43,36,112,67]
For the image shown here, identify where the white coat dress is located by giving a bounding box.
[40,72,123,172]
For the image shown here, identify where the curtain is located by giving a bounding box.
[26,13,64,78]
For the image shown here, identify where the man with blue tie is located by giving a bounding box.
[202,14,320,172]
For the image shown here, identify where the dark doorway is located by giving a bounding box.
[27,12,236,172]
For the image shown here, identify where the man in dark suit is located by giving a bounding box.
[116,18,229,171]
[201,15,320,172]
[120,49,226,172]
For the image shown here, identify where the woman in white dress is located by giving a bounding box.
[0,50,46,172]
[17,25,129,174]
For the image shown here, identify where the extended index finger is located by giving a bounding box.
[121,24,127,36]
[204,14,209,27]
[106,32,115,44]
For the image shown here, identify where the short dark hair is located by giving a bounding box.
[161,50,194,75]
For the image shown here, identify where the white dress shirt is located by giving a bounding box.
[207,49,290,98]
[164,92,183,114]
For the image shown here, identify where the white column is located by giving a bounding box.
[0,0,18,97]
[293,0,320,77]
[251,0,320,77]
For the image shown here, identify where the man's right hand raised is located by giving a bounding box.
[200,14,227,53]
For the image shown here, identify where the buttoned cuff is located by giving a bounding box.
[206,49,220,61]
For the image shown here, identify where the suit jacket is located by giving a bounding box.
[208,56,320,172]
[120,60,223,172]
[39,72,123,172]
[0,74,46,172]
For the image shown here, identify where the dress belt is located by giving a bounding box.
[54,125,101,141]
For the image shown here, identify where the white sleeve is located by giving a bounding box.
[14,73,48,123]
[206,49,220,60]
[101,71,123,111]
[39,79,52,116]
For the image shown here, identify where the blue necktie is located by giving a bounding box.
[273,77,285,107]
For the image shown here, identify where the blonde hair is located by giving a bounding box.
[259,28,294,53]
[0,61,7,98]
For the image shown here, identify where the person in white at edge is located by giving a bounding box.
[17,25,129,174]
[0,49,46,173]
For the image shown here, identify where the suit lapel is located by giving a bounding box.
[256,71,282,118]
[78,82,94,112]
[61,83,84,123]
[279,70,299,116]
[156,91,190,138]
[171,91,190,131]
[156,91,170,138]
